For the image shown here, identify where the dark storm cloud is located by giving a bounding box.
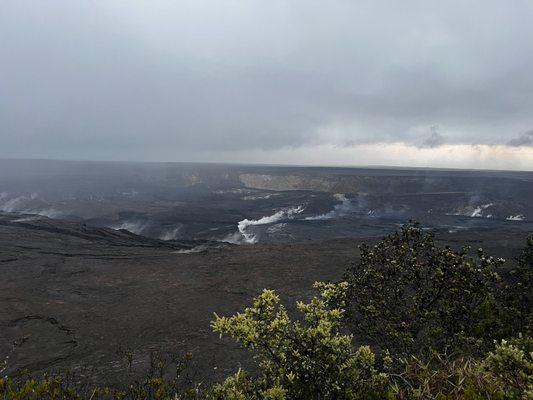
[1,0,533,162]
[507,130,533,147]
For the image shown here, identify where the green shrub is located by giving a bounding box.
[499,237,533,337]
[0,374,80,400]
[483,336,533,399]
[210,285,389,399]
[207,369,286,400]
[341,223,518,358]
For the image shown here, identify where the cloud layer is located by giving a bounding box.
[1,1,533,169]
[508,130,533,147]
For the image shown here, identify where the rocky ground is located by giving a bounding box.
[0,212,529,386]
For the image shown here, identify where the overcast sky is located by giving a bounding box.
[1,1,533,170]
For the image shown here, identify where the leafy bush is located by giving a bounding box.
[482,336,533,399]
[341,223,525,358]
[499,237,533,337]
[210,285,389,399]
[207,369,286,400]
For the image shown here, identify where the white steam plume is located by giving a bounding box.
[159,226,183,241]
[305,194,353,221]
[29,208,63,218]
[470,203,493,218]
[231,205,304,244]
[447,203,494,218]
[112,221,147,234]
[0,196,28,212]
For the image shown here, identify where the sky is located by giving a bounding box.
[1,1,533,170]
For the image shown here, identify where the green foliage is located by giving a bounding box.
[0,374,79,400]
[391,337,533,400]
[499,237,533,337]
[392,354,503,399]
[341,222,515,358]
[207,369,286,400]
[211,285,389,399]
[483,336,533,399]
[0,353,201,400]
[101,352,201,400]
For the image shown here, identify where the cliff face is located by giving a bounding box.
[239,173,347,193]
[238,171,533,200]
[238,173,424,194]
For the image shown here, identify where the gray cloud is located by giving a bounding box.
[1,1,533,163]
[507,130,533,147]
[419,126,445,148]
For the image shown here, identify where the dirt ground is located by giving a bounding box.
[0,213,529,386]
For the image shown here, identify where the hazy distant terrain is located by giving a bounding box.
[1,159,531,244]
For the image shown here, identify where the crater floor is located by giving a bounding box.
[0,213,528,385]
